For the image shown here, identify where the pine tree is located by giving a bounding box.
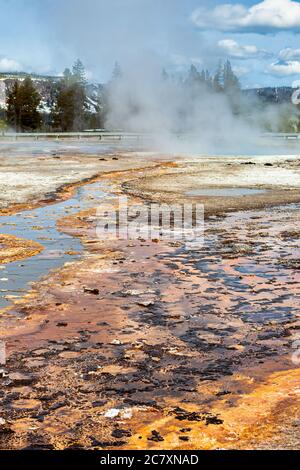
[6,78,41,131]
[190,64,199,81]
[187,64,201,85]
[63,68,73,85]
[112,61,122,80]
[223,60,240,94]
[53,84,76,131]
[19,77,42,130]
[53,60,88,131]
[72,81,87,130]
[72,59,87,84]
[205,70,211,84]
[6,82,21,131]
[213,61,224,92]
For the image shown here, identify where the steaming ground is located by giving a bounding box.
[0,142,168,211]
[1,139,300,211]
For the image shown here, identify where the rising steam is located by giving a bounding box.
[105,56,260,154]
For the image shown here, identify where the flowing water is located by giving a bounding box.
[0,181,110,309]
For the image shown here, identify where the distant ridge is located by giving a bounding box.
[0,72,296,104]
[0,71,61,81]
[0,72,297,116]
[243,86,294,104]
[0,71,102,115]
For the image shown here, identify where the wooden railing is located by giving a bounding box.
[262,133,300,140]
[0,131,151,141]
[1,131,300,141]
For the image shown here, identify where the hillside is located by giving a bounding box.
[0,72,102,115]
[243,86,294,104]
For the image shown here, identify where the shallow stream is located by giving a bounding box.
[0,181,109,309]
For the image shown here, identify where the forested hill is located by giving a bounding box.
[0,65,298,133]
[0,72,102,115]
[242,87,294,104]
[0,72,296,110]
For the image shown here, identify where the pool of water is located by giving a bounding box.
[243,310,293,324]
[185,188,267,197]
[0,181,110,309]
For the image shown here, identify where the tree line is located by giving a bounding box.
[1,59,243,132]
[3,60,102,132]
[4,58,296,133]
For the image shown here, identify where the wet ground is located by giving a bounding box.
[125,155,300,215]
[0,182,109,309]
[0,144,299,450]
[185,188,267,197]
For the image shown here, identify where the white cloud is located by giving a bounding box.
[279,48,300,60]
[0,57,22,72]
[218,39,269,59]
[191,0,300,32]
[266,48,300,76]
[267,60,300,75]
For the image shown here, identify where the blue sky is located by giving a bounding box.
[1,0,300,88]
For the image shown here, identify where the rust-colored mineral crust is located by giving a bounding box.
[0,234,43,264]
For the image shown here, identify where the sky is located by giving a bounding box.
[1,0,300,88]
